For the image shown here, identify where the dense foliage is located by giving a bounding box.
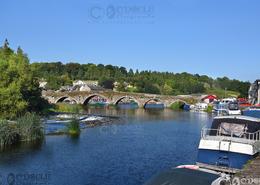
[0,40,48,119]
[31,62,250,97]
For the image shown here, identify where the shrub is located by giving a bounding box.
[170,102,185,111]
[67,118,80,136]
[0,120,19,147]
[205,105,213,113]
[17,112,44,141]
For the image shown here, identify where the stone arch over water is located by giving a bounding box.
[114,96,141,107]
[169,99,188,109]
[143,98,165,109]
[83,94,109,105]
[55,96,78,104]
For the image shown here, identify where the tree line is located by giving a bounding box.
[31,62,250,97]
[0,40,251,120]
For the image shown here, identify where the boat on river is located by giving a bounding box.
[227,101,241,115]
[197,115,260,173]
[243,106,260,119]
[213,100,241,116]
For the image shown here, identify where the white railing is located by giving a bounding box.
[201,128,260,141]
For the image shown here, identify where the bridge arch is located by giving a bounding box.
[168,99,188,109]
[55,96,78,104]
[143,98,165,109]
[114,96,141,107]
[170,99,187,104]
[83,94,109,105]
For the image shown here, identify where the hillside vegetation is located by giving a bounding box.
[31,62,250,98]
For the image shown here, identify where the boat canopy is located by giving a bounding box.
[209,116,260,136]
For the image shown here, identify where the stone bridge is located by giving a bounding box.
[42,90,199,108]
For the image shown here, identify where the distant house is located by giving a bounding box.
[39,81,48,89]
[73,80,86,86]
[79,84,91,92]
[201,95,217,104]
[73,80,99,87]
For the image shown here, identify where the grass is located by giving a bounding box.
[51,103,83,114]
[0,120,19,147]
[206,88,240,99]
[0,112,44,149]
[17,112,44,142]
[67,118,80,136]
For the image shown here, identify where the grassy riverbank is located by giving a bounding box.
[0,113,44,149]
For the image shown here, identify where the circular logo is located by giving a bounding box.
[232,177,240,185]
[89,6,105,20]
[106,5,116,19]
[0,174,3,185]
[7,173,15,185]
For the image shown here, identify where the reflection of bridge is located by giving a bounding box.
[42,90,199,108]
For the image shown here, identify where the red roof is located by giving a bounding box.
[202,95,217,100]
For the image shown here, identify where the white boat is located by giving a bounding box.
[194,102,208,112]
[197,115,260,173]
[227,102,241,115]
[213,100,241,116]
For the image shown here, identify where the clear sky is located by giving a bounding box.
[1,0,259,82]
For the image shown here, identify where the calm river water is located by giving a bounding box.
[0,109,212,185]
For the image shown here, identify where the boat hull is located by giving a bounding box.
[243,109,260,118]
[197,149,255,169]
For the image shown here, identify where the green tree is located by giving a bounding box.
[0,41,47,119]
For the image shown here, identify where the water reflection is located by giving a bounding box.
[0,109,212,185]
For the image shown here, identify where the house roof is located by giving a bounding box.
[202,95,217,100]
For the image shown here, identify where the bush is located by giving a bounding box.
[17,112,44,141]
[0,120,19,147]
[170,102,185,111]
[205,105,213,113]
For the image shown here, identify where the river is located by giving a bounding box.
[0,109,213,185]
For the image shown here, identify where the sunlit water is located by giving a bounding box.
[0,109,212,185]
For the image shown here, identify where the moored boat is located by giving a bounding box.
[243,106,260,119]
[197,115,260,173]
[227,101,241,115]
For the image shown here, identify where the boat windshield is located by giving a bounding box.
[228,103,239,110]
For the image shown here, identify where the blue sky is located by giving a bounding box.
[1,0,260,81]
